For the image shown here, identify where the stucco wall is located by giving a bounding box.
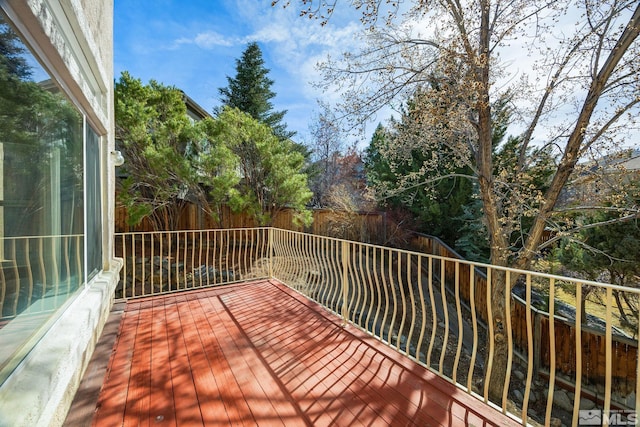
[79,0,113,78]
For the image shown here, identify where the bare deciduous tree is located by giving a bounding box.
[307,104,345,206]
[278,0,640,403]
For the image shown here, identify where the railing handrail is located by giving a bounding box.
[114,227,270,237]
[1,233,84,241]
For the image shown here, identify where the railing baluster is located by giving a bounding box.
[372,246,383,339]
[172,231,176,287]
[467,265,477,393]
[159,233,162,293]
[11,240,21,317]
[545,278,556,426]
[523,273,533,421]
[330,239,342,311]
[182,231,187,288]
[572,283,583,427]
[141,234,146,296]
[311,233,322,298]
[364,245,375,334]
[406,253,417,357]
[224,229,229,284]
[75,235,82,290]
[341,240,349,326]
[453,260,463,384]
[295,232,303,290]
[26,239,33,308]
[50,236,58,305]
[120,234,127,297]
[212,230,221,286]
[438,258,448,376]
[244,228,249,277]
[416,254,427,365]
[604,286,613,422]
[355,243,365,327]
[484,267,494,404]
[351,243,365,325]
[197,229,201,285]
[191,230,196,288]
[64,236,70,294]
[396,252,407,352]
[427,256,437,368]
[502,270,513,413]
[268,228,273,269]
[278,229,289,282]
[0,242,5,316]
[173,232,179,290]
[130,234,136,298]
[386,249,396,345]
[38,238,46,311]
[150,233,155,294]
[230,229,237,284]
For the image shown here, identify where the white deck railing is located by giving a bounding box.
[114,227,640,426]
[0,234,84,319]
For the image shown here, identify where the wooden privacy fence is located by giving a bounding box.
[410,232,639,399]
[115,203,387,243]
[115,204,288,232]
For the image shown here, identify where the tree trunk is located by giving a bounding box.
[613,290,631,328]
[472,0,514,404]
[622,292,638,317]
[581,286,590,325]
[486,268,510,405]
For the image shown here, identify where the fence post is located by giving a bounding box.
[341,240,350,326]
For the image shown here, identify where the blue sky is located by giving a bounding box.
[114,0,365,146]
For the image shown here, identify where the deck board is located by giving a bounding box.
[87,280,520,427]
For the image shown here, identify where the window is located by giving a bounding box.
[0,11,102,384]
[86,125,103,281]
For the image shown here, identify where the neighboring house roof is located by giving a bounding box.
[588,148,640,173]
[559,148,640,206]
[181,91,211,122]
[615,153,640,171]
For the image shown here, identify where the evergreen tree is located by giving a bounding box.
[0,17,31,80]
[216,107,312,226]
[0,16,83,238]
[115,72,206,230]
[363,88,476,248]
[218,42,294,141]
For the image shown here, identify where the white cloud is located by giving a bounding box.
[235,3,365,101]
[246,24,290,44]
[175,30,236,48]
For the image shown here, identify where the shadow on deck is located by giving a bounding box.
[65,280,519,426]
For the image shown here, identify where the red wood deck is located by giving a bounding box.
[90,280,520,426]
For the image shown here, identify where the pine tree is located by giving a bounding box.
[218,42,294,141]
[0,16,31,80]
